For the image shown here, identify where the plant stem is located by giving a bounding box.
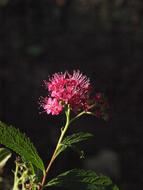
[69,104,96,125]
[69,111,86,124]
[13,162,19,190]
[38,107,70,190]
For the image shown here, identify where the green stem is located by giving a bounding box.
[69,111,86,124]
[38,106,71,190]
[38,106,93,190]
[13,163,19,190]
[69,105,96,125]
[29,162,36,190]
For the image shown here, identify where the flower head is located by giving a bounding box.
[40,70,91,114]
[40,70,108,119]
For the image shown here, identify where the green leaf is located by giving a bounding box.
[0,121,45,172]
[0,148,11,169]
[56,132,93,157]
[46,169,119,190]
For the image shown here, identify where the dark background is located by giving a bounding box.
[0,0,143,189]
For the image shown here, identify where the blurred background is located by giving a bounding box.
[0,0,143,189]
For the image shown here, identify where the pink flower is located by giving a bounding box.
[43,70,91,113]
[41,97,63,115]
[40,70,108,118]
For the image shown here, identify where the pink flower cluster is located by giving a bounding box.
[40,70,90,115]
[40,70,108,118]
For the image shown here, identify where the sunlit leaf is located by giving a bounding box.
[0,121,45,172]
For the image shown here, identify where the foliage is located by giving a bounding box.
[46,169,119,190]
[0,148,12,190]
[0,148,11,169]
[56,132,93,157]
[0,70,119,190]
[0,121,45,172]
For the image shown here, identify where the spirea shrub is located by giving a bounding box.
[0,70,119,190]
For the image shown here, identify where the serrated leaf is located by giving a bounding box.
[46,169,119,190]
[0,148,11,168]
[0,121,45,172]
[56,132,93,157]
